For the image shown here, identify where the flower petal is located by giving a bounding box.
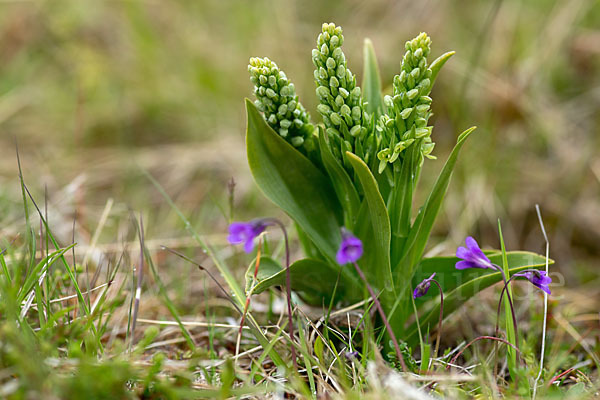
[455,260,477,270]
[456,246,470,259]
[243,238,256,253]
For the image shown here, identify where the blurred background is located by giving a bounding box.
[0,0,599,295]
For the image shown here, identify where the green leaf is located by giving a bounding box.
[429,51,455,86]
[245,256,362,305]
[318,127,360,227]
[347,152,394,294]
[407,251,552,344]
[362,38,384,117]
[246,99,342,261]
[389,142,421,266]
[395,127,477,285]
[17,244,76,303]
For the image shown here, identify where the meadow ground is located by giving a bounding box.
[0,0,599,398]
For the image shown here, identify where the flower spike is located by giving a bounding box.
[248,57,314,151]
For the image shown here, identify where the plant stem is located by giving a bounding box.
[430,279,444,360]
[263,218,297,371]
[494,266,519,352]
[352,262,407,372]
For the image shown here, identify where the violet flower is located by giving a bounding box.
[413,273,436,299]
[227,220,267,253]
[455,236,495,270]
[336,228,363,264]
[514,270,552,294]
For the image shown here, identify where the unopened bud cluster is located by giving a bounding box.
[249,57,311,148]
[312,23,373,165]
[376,33,436,174]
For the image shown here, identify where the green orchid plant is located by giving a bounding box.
[242,23,550,353]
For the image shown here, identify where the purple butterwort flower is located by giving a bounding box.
[227,220,267,253]
[336,228,363,265]
[455,236,495,271]
[413,273,436,299]
[514,270,552,294]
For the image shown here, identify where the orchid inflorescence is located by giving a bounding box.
[237,22,550,375]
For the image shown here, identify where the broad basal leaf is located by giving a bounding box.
[245,256,363,305]
[347,152,394,294]
[246,99,342,261]
[395,127,477,287]
[318,127,360,227]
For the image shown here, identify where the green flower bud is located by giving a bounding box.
[407,89,419,100]
[400,108,413,120]
[291,136,304,147]
[326,57,336,69]
[349,125,361,137]
[330,113,342,126]
[316,86,330,100]
[330,35,340,48]
[317,104,331,115]
[278,104,288,116]
[340,104,351,118]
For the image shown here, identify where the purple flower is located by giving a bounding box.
[413,273,436,299]
[514,270,552,294]
[455,236,495,271]
[227,220,267,253]
[336,228,363,265]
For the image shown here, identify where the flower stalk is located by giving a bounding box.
[228,218,297,371]
[413,273,444,361]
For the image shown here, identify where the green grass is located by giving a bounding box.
[0,0,599,398]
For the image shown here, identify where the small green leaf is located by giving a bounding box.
[362,38,384,117]
[318,127,360,227]
[246,99,342,261]
[395,127,477,286]
[347,152,394,294]
[18,244,76,303]
[429,51,455,86]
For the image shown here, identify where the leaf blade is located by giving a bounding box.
[395,127,477,285]
[362,38,384,117]
[347,152,394,294]
[246,99,342,260]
